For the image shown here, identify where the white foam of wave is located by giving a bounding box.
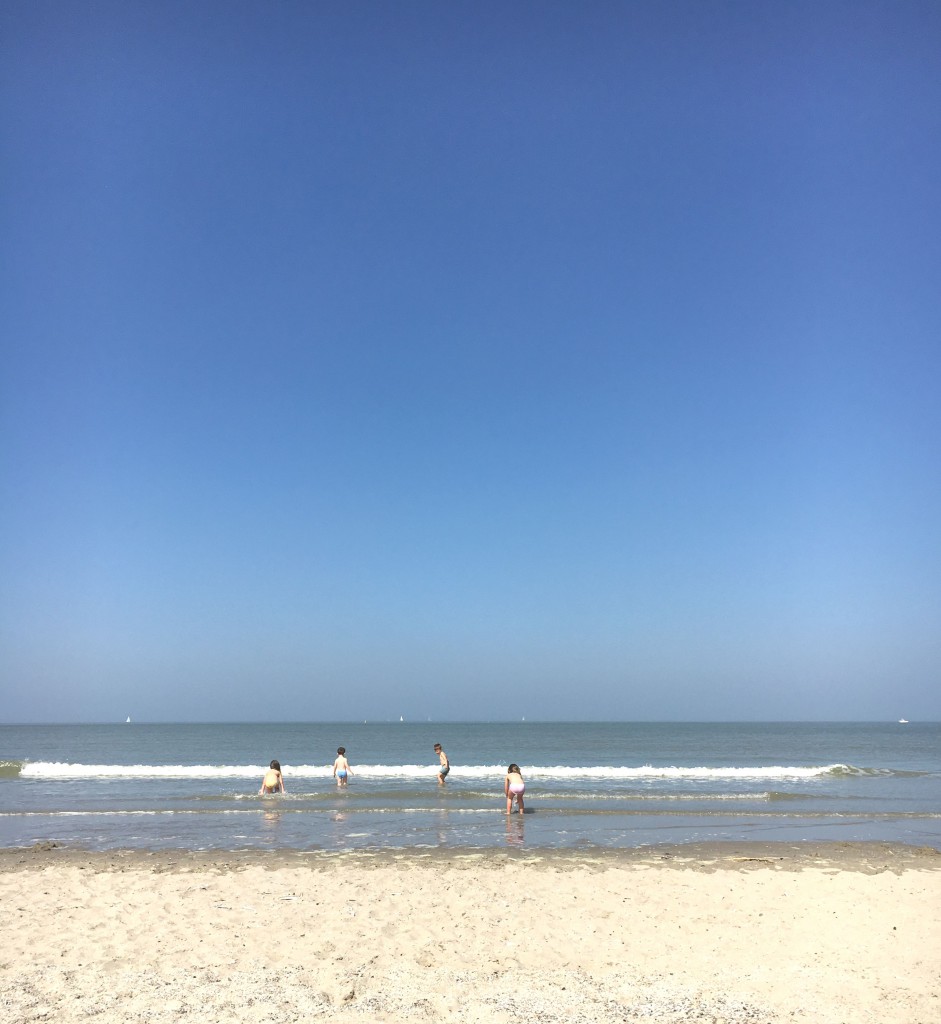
[20,762,848,781]
[19,762,447,779]
[7,809,252,817]
[531,790,773,801]
[523,765,844,780]
[20,762,288,779]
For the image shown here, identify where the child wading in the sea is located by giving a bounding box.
[504,763,525,814]
[260,760,285,794]
[333,747,353,786]
[434,743,449,785]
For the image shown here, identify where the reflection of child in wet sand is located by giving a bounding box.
[260,760,285,794]
[333,747,352,786]
[505,763,525,814]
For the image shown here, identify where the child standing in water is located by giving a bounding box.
[333,747,352,786]
[434,743,449,785]
[259,760,285,795]
[504,763,525,814]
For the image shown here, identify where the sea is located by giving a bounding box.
[1,721,939,853]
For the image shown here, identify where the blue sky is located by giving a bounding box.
[2,1,939,723]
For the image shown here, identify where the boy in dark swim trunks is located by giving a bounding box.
[434,743,449,785]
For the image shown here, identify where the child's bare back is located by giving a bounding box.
[333,747,352,786]
[260,760,285,795]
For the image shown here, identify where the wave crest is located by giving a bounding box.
[18,761,860,781]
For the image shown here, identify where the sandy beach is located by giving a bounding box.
[2,842,939,1023]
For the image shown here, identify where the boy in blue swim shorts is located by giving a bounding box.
[333,747,352,786]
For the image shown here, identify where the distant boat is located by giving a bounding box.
[898,718,909,724]
[399,715,404,722]
[126,716,131,724]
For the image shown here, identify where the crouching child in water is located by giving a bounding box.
[504,763,525,814]
[260,760,285,795]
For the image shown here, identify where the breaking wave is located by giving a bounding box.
[15,761,892,781]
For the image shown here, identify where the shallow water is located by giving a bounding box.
[2,721,938,851]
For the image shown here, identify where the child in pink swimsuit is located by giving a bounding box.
[504,763,525,814]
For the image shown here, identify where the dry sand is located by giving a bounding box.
[2,842,939,1023]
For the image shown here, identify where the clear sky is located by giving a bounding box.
[2,1,939,723]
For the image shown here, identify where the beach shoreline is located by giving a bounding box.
[3,837,941,872]
[4,841,939,1023]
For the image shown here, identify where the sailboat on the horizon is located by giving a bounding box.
[125,716,131,724]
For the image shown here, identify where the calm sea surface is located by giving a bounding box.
[1,722,938,852]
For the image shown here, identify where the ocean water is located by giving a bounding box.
[1,721,939,852]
